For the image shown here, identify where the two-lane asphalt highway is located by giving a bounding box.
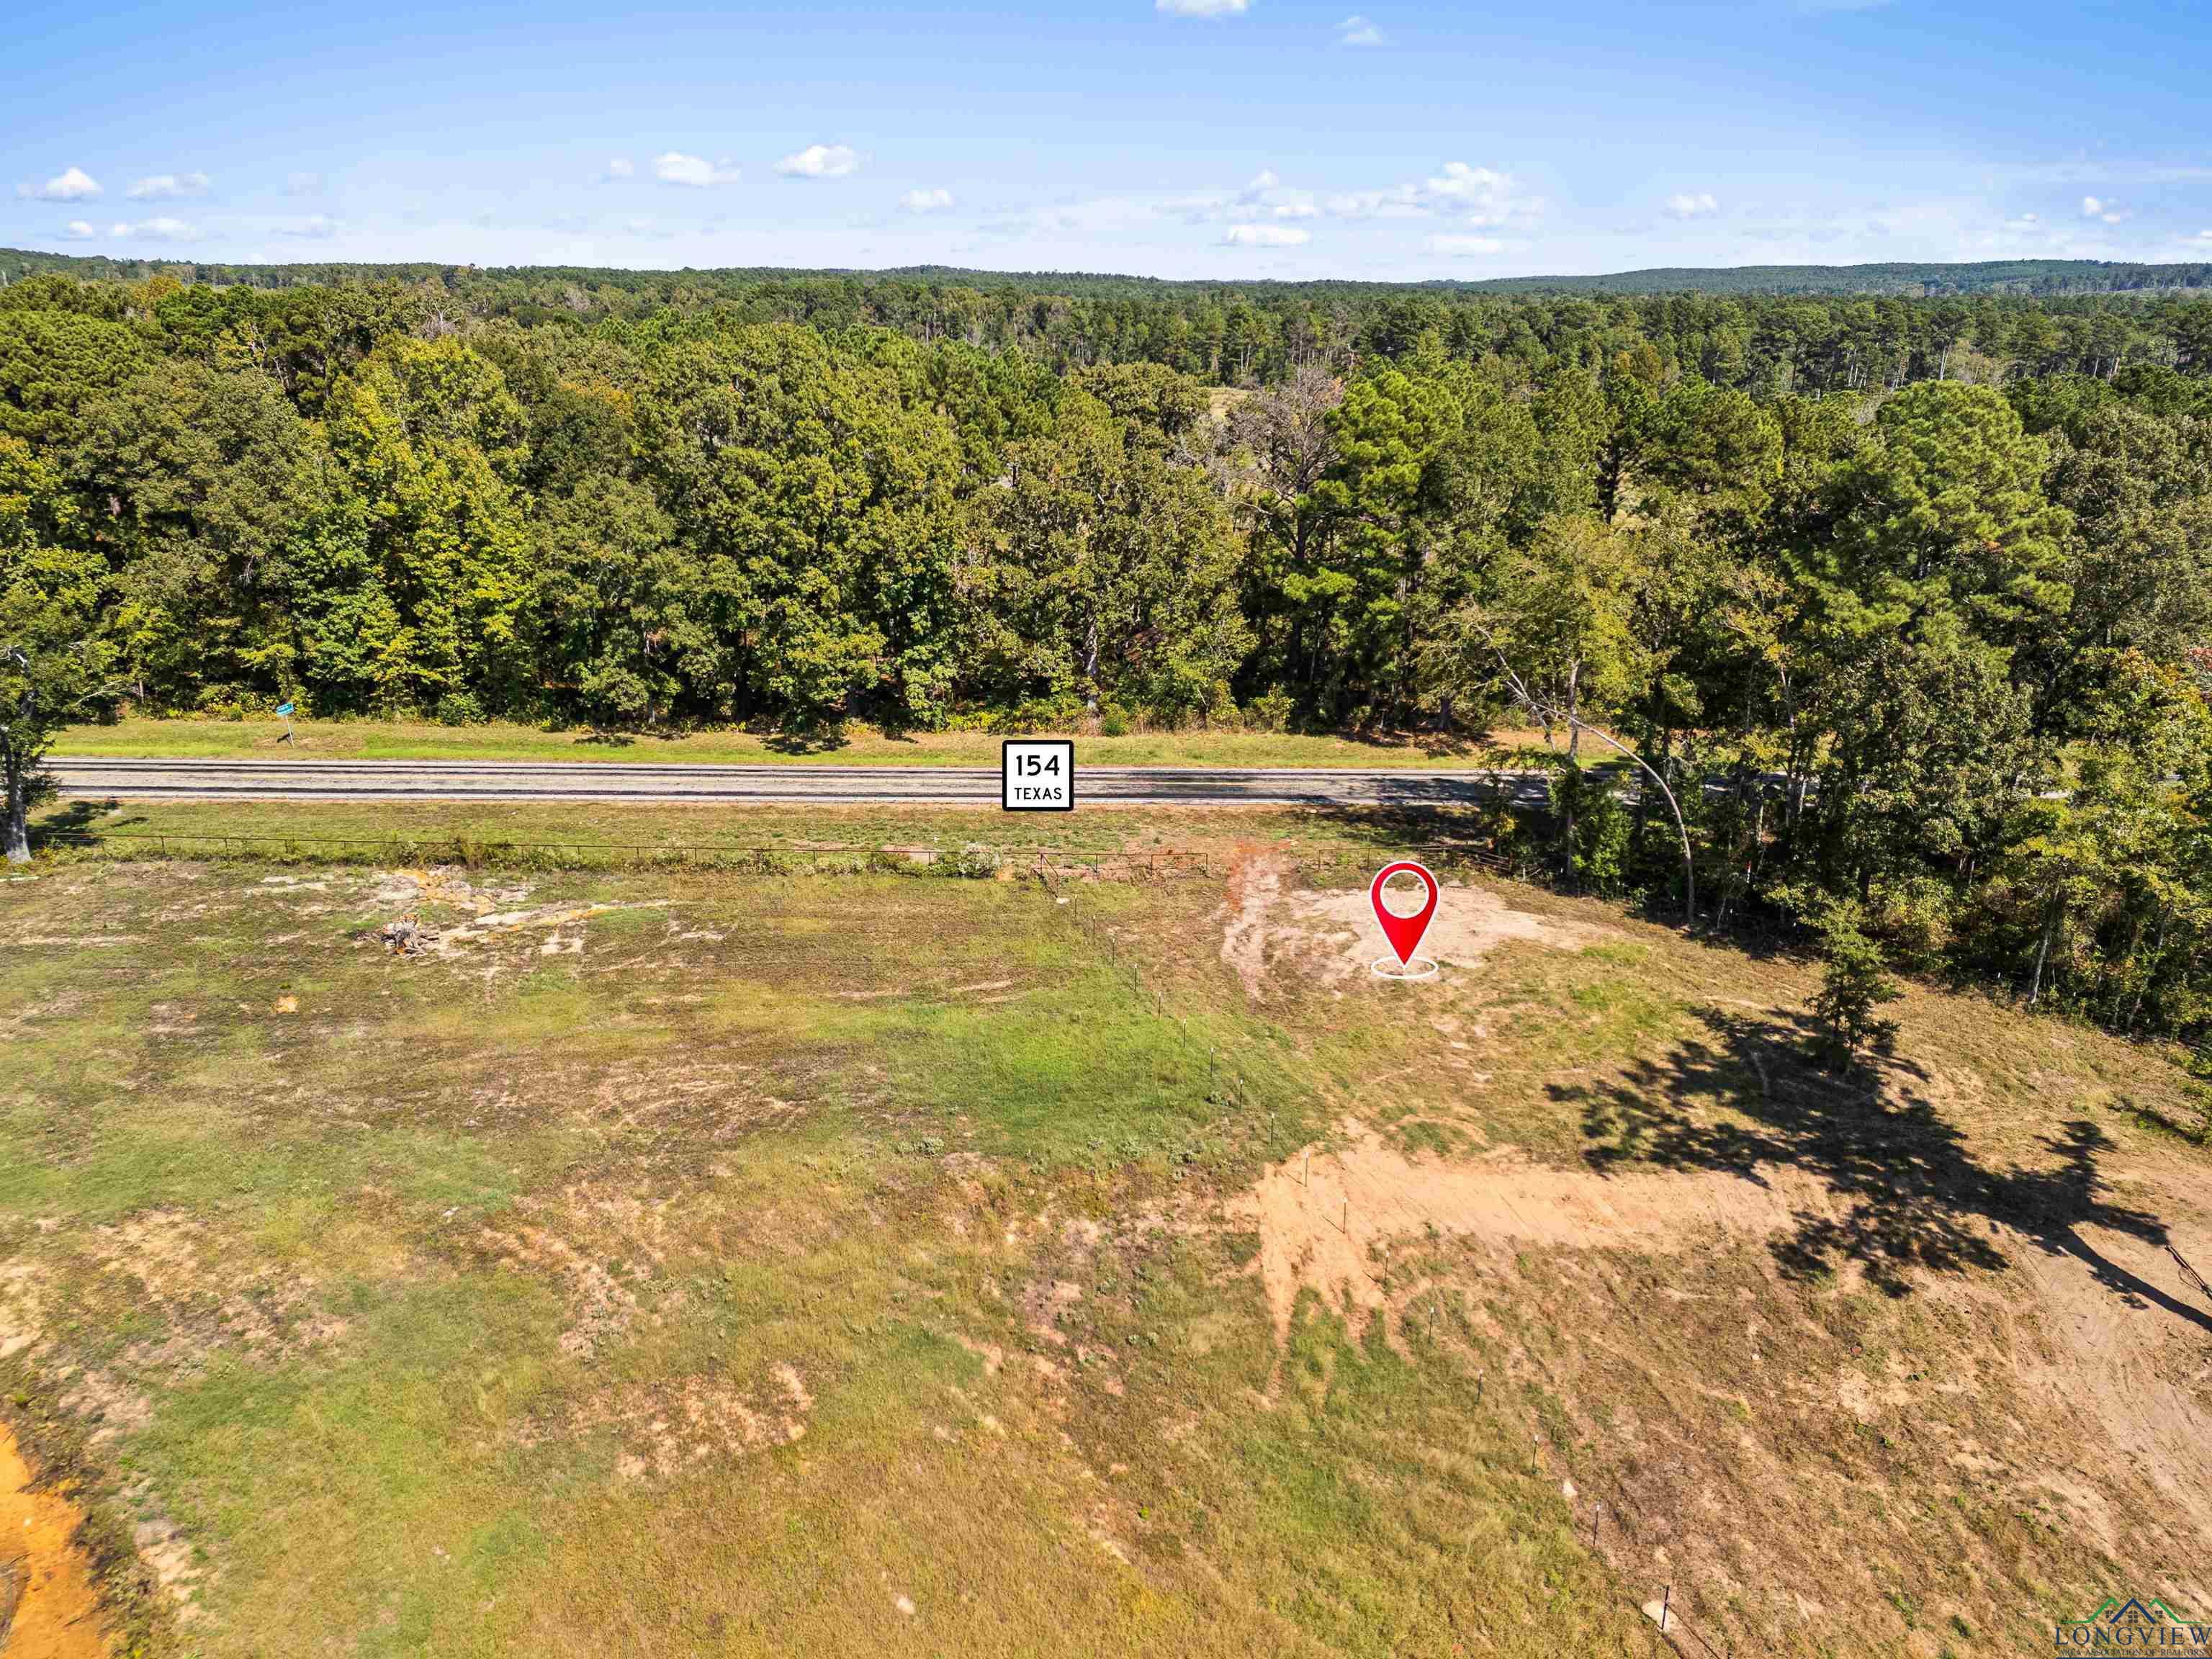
[50,756,1552,809]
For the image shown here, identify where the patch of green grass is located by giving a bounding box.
[55,714,1537,770]
[9,853,2209,1659]
[1,864,1352,1655]
[33,795,1536,882]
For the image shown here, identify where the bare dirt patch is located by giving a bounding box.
[365,868,666,958]
[526,1364,817,1480]
[1218,1078,2212,1650]
[1,1258,46,1362]
[0,1424,114,1658]
[1293,884,1615,984]
[477,1180,703,1359]
[1988,1211,2212,1515]
[1216,846,1284,1000]
[1227,1119,1834,1346]
[1218,866,1614,1000]
[84,1210,348,1367]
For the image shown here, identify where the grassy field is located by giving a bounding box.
[51,716,1543,769]
[4,843,2208,1656]
[31,796,1521,880]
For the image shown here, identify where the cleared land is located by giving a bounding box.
[53,718,1539,769]
[3,845,2208,1656]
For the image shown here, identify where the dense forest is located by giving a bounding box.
[9,248,2212,299]
[5,259,2212,1053]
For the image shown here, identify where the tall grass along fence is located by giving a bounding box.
[27,824,1529,886]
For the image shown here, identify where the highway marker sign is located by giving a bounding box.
[1002,740,1074,811]
[1369,860,1440,980]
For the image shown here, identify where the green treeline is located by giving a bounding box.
[5,265,2212,1048]
[9,246,2212,300]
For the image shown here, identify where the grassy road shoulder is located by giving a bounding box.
[51,716,1545,769]
[30,798,1529,880]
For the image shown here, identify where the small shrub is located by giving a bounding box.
[1204,678,1241,730]
[433,691,486,727]
[1003,696,1085,733]
[1098,703,1132,737]
[1866,875,1954,974]
[1811,904,1902,1069]
[1551,761,1629,894]
[1246,690,1296,734]
[952,842,1002,879]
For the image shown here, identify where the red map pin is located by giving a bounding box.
[1369,860,1440,974]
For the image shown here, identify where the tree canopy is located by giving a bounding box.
[5,258,2212,1043]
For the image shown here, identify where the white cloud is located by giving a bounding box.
[278,215,340,239]
[1323,184,1425,219]
[61,220,96,240]
[1157,0,1249,14]
[1323,161,1537,225]
[286,171,325,196]
[1159,171,1302,228]
[1430,233,1506,257]
[2081,194,2131,224]
[1208,169,1313,220]
[1424,162,1535,225]
[655,151,741,187]
[1663,191,1720,220]
[1336,13,1384,45]
[109,216,198,241]
[775,144,861,179]
[2188,229,2212,245]
[899,187,955,214]
[601,158,634,183]
[127,171,210,199]
[1225,222,1308,247]
[17,166,101,202]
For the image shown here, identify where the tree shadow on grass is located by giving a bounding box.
[30,797,144,847]
[1555,1004,2210,1334]
[762,725,852,756]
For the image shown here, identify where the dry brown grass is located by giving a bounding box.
[4,853,2209,1656]
[1141,857,2212,1654]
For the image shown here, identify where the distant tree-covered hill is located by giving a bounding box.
[2,247,2206,300]
[1455,260,2212,297]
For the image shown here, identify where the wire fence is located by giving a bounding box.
[27,824,1532,887]
[1570,1488,1742,1658]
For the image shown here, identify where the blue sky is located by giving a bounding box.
[7,0,2210,279]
